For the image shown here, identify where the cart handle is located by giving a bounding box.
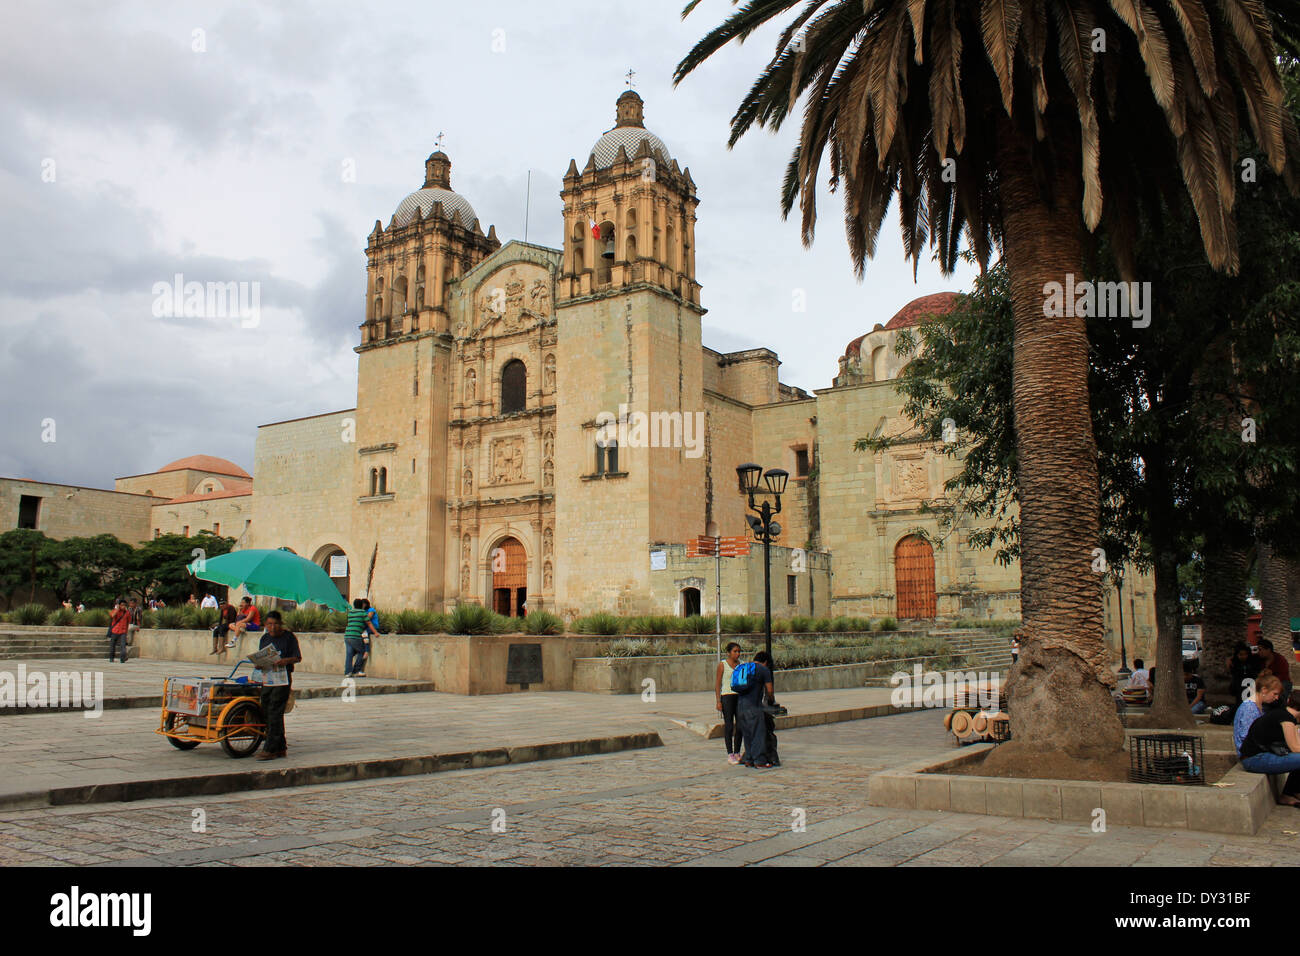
[225,658,255,680]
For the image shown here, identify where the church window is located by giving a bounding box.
[378,467,388,495]
[501,360,527,414]
[794,447,810,477]
[597,439,619,475]
[182,525,189,537]
[369,468,378,496]
[17,495,40,529]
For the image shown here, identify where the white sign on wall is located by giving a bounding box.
[649,550,666,571]
[329,555,348,578]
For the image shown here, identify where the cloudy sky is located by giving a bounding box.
[0,0,976,489]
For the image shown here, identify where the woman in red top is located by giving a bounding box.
[108,599,131,663]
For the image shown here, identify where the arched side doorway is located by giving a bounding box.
[313,544,350,604]
[491,537,527,617]
[894,535,936,619]
[681,587,701,617]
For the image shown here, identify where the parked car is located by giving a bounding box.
[1182,638,1201,661]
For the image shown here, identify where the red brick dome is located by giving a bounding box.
[844,292,959,359]
[158,455,250,479]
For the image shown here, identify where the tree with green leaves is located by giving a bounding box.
[0,529,54,609]
[40,534,136,607]
[677,0,1299,763]
[130,531,235,605]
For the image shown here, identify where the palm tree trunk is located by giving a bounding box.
[1202,543,1250,706]
[987,115,1124,760]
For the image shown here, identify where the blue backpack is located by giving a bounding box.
[731,661,759,692]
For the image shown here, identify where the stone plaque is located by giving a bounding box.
[506,643,544,686]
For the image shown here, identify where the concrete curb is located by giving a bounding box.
[0,731,664,811]
[0,680,438,716]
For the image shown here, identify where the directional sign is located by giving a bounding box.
[686,535,749,557]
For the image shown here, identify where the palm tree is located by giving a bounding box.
[677,0,1298,760]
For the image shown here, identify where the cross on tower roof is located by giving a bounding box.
[625,69,636,89]
[434,131,446,150]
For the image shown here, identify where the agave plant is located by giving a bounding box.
[522,611,565,635]
[575,612,624,636]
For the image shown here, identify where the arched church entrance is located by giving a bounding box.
[894,535,936,619]
[491,537,528,617]
[313,544,350,603]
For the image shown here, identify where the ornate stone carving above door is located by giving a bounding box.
[490,436,526,484]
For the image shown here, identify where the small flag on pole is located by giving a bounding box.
[590,219,601,239]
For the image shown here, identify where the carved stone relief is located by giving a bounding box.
[490,436,526,484]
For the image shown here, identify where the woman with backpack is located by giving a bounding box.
[733,651,777,769]
[715,643,744,764]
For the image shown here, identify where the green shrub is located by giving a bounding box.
[721,614,758,634]
[11,603,48,626]
[625,615,675,635]
[392,609,446,634]
[786,615,814,634]
[876,616,898,632]
[605,637,652,657]
[522,611,564,635]
[153,607,185,629]
[680,614,715,635]
[811,617,834,633]
[49,607,75,626]
[181,606,219,629]
[323,611,348,633]
[75,608,110,627]
[448,604,498,635]
[770,617,792,634]
[575,612,624,636]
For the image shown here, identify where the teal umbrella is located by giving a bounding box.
[187,548,350,612]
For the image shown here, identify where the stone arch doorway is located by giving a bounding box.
[313,544,350,603]
[681,587,701,617]
[491,536,527,617]
[894,535,936,619]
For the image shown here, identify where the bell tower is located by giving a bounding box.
[552,91,708,616]
[558,90,700,305]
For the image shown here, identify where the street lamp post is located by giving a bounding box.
[736,463,788,669]
[1115,565,1131,677]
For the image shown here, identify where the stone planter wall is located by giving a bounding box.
[571,654,949,695]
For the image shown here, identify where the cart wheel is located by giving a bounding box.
[220,701,264,758]
[165,712,200,750]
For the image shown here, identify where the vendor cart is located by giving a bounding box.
[155,660,265,758]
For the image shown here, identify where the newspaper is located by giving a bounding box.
[247,645,288,686]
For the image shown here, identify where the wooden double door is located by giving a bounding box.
[492,537,527,617]
[895,535,936,619]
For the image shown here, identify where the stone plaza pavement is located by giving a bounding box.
[0,656,896,808]
[4,683,1300,865]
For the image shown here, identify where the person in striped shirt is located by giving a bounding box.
[344,598,371,677]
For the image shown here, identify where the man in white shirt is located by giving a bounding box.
[1127,659,1151,700]
[200,593,218,609]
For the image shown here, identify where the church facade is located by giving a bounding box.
[2,89,1155,658]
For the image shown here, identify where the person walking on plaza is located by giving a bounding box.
[255,611,301,761]
[715,642,743,764]
[225,596,262,648]
[107,599,131,663]
[734,650,777,769]
[1238,687,1300,806]
[344,598,371,678]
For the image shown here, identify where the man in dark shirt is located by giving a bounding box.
[1183,659,1206,714]
[736,651,777,769]
[1259,639,1293,699]
[256,611,301,760]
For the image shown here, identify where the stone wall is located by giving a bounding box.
[0,478,162,545]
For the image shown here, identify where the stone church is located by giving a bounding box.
[2,89,1154,655]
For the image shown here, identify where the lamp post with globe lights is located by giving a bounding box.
[736,463,788,669]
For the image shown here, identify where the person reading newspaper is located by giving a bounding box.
[250,611,301,760]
